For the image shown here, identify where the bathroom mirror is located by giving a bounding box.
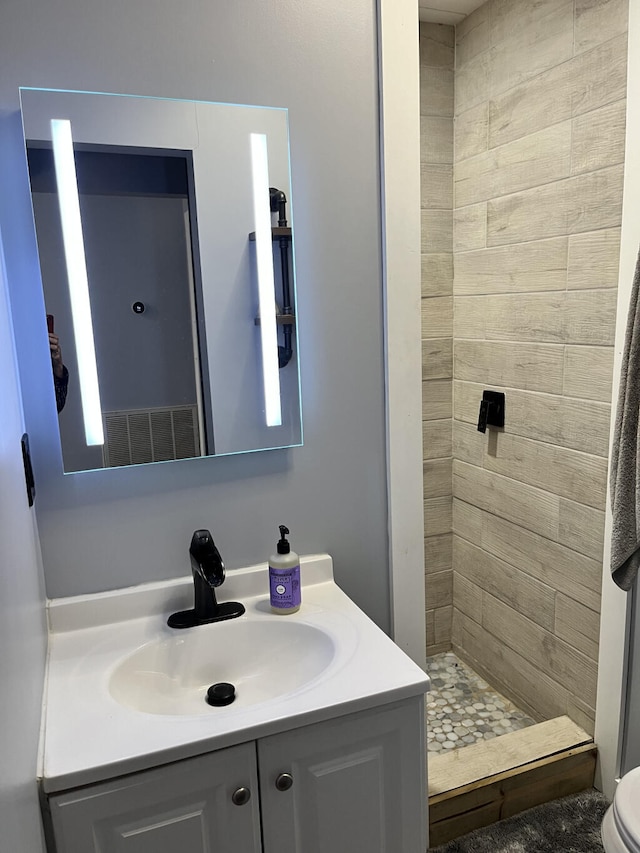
[19,87,302,473]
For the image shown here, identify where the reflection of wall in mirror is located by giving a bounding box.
[84,197,197,411]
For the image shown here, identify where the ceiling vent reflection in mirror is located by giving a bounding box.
[18,87,303,474]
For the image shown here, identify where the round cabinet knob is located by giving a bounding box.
[232,787,251,806]
[275,772,293,791]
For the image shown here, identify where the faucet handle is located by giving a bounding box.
[190,529,225,587]
[191,529,214,549]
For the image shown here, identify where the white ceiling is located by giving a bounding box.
[419,0,485,25]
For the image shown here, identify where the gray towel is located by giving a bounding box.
[611,247,640,591]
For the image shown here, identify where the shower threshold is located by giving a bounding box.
[426,654,596,847]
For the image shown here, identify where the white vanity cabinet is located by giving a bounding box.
[44,699,425,853]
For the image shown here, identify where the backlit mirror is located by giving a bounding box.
[20,88,302,473]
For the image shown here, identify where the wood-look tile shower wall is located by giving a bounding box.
[420,22,455,657]
[421,0,628,733]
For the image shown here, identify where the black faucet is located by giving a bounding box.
[168,530,245,628]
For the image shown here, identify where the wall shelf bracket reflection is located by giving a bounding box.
[250,220,296,370]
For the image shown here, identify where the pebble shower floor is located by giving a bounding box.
[426,652,536,754]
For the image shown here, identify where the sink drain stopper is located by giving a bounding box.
[206,682,236,707]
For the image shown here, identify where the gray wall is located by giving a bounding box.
[0,232,47,852]
[0,0,390,629]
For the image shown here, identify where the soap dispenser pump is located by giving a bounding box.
[269,525,301,614]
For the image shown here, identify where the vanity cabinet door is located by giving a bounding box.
[47,742,261,853]
[257,698,426,853]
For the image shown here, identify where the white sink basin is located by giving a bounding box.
[109,618,337,716]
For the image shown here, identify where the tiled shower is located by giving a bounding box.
[421,0,628,740]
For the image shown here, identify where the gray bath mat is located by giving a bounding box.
[430,789,609,853]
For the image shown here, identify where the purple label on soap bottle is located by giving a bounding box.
[270,564,301,609]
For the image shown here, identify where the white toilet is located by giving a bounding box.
[602,767,640,852]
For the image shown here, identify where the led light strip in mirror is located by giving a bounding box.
[250,132,282,428]
[50,118,104,446]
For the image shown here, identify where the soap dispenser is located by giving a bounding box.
[269,525,301,614]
